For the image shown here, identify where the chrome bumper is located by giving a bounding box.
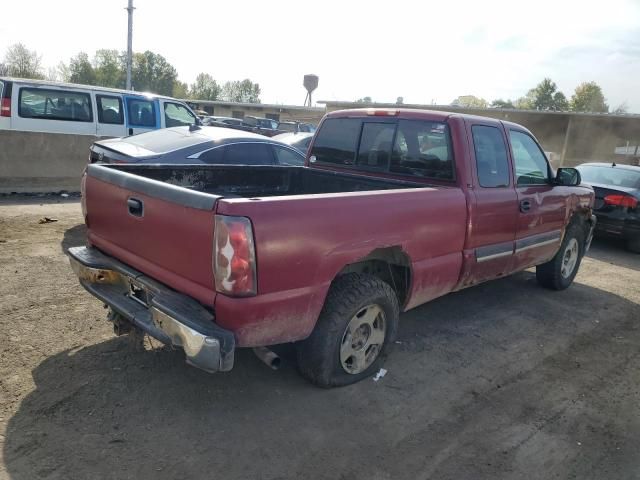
[67,246,234,373]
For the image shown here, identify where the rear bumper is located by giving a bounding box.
[67,246,235,373]
[594,212,640,241]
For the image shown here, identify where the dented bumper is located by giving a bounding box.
[67,246,235,373]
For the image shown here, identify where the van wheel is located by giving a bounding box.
[296,274,399,388]
[536,223,584,290]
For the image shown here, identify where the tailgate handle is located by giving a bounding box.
[127,198,144,217]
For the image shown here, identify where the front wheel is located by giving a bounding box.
[296,273,399,388]
[536,223,585,290]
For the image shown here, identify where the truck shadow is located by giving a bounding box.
[4,271,639,479]
[61,224,86,253]
[586,236,640,272]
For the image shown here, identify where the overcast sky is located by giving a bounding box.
[1,0,639,112]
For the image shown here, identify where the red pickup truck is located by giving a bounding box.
[68,109,596,387]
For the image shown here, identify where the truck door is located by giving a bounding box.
[124,96,158,136]
[508,128,566,271]
[464,121,518,285]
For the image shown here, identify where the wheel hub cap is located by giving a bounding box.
[561,238,579,278]
[340,304,386,375]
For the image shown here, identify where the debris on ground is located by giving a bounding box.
[373,368,387,382]
[38,217,59,224]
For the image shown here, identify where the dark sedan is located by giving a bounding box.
[576,162,640,252]
[90,126,305,166]
[271,132,314,154]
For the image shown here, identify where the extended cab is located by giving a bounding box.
[68,109,596,387]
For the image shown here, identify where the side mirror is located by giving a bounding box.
[555,167,581,186]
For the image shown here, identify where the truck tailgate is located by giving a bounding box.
[84,164,219,306]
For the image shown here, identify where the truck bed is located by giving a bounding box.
[97,164,426,198]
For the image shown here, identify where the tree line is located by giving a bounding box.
[0,43,261,103]
[452,78,627,114]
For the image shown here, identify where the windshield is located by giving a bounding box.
[577,165,640,189]
[278,123,297,132]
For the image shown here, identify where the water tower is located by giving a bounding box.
[303,74,319,107]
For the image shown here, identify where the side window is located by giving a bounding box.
[97,95,124,125]
[509,130,549,185]
[164,102,196,127]
[390,120,454,180]
[356,122,395,170]
[273,146,304,165]
[127,98,156,127]
[19,87,92,122]
[199,146,225,164]
[471,125,510,187]
[223,143,275,165]
[310,118,362,165]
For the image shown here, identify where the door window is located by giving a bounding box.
[19,87,92,122]
[509,130,549,185]
[127,98,156,127]
[164,102,196,127]
[97,95,124,124]
[273,146,304,165]
[472,125,510,188]
[223,143,275,165]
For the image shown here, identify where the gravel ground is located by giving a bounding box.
[0,197,639,480]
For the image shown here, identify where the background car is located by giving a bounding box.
[90,126,305,166]
[243,116,280,136]
[277,121,316,133]
[576,162,640,252]
[272,132,314,153]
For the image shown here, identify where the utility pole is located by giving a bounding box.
[125,0,135,90]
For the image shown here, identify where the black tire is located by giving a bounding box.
[536,223,585,290]
[296,273,399,388]
[626,237,640,254]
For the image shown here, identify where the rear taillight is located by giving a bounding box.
[214,215,256,297]
[0,98,10,117]
[604,194,638,209]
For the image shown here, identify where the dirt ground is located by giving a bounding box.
[1,197,639,480]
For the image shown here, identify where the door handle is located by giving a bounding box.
[127,198,144,217]
[520,199,532,213]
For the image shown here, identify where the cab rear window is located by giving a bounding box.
[311,117,454,180]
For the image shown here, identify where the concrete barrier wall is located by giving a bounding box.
[0,130,96,193]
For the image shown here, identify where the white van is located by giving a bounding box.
[0,77,198,137]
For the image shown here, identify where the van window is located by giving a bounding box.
[127,98,156,127]
[19,87,93,122]
[97,95,124,125]
[164,102,196,127]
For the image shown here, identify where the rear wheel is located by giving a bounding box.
[536,223,585,290]
[296,274,399,388]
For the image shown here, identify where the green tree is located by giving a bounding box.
[491,99,515,108]
[172,81,189,99]
[570,82,608,113]
[3,43,43,79]
[528,78,568,111]
[93,49,124,88]
[451,95,488,108]
[221,79,261,103]
[189,73,221,100]
[356,96,373,103]
[131,51,178,96]
[68,52,96,85]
